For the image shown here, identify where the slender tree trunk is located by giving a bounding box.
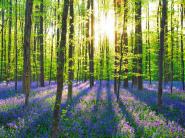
[85,0,90,82]
[100,37,103,85]
[131,6,135,88]
[23,0,33,106]
[158,0,167,108]
[89,0,94,88]
[164,1,169,83]
[117,0,128,101]
[114,0,119,93]
[135,0,143,90]
[181,1,184,90]
[170,0,174,93]
[33,25,38,83]
[147,3,152,85]
[4,17,7,83]
[15,0,18,92]
[7,0,12,84]
[51,0,69,137]
[49,35,54,85]
[56,0,60,60]
[39,0,45,87]
[1,0,4,81]
[145,7,148,78]
[123,0,128,88]
[106,37,110,81]
[68,0,74,102]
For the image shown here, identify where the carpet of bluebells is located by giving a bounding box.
[0,81,185,137]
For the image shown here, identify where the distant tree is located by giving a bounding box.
[170,0,174,93]
[1,0,4,81]
[164,1,170,83]
[85,0,90,82]
[89,0,94,88]
[7,0,12,85]
[49,26,54,85]
[114,0,119,93]
[39,0,45,87]
[180,0,184,90]
[123,0,128,88]
[68,0,74,101]
[15,0,18,92]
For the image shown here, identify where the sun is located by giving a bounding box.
[98,10,115,41]
[94,0,115,48]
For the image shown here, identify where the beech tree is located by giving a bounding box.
[51,0,69,137]
[158,0,167,108]
[68,0,74,101]
[23,0,33,105]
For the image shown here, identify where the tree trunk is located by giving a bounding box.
[33,24,38,84]
[135,0,143,90]
[131,5,135,88]
[170,0,174,93]
[164,1,169,83]
[1,0,4,81]
[15,0,18,92]
[181,1,184,90]
[123,0,128,88]
[7,0,12,84]
[23,0,33,106]
[147,3,152,85]
[85,0,90,82]
[158,0,167,108]
[51,0,69,137]
[49,35,54,85]
[106,37,110,81]
[68,0,74,102]
[89,0,94,88]
[117,0,128,101]
[39,0,45,87]
[114,0,119,93]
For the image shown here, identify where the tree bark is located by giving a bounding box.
[181,1,184,90]
[7,0,12,84]
[15,0,18,92]
[49,34,54,85]
[23,0,33,106]
[39,0,45,87]
[68,0,74,101]
[51,0,69,137]
[170,0,174,93]
[1,0,4,81]
[123,0,128,88]
[147,3,152,85]
[158,0,167,108]
[135,0,143,90]
[85,0,90,82]
[114,0,119,93]
[89,0,94,88]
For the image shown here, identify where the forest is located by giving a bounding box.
[0,0,185,137]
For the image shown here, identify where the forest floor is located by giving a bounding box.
[0,81,185,137]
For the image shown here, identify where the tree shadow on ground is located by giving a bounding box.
[0,82,86,127]
[86,81,119,137]
[118,99,144,137]
[19,82,92,137]
[126,87,185,128]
